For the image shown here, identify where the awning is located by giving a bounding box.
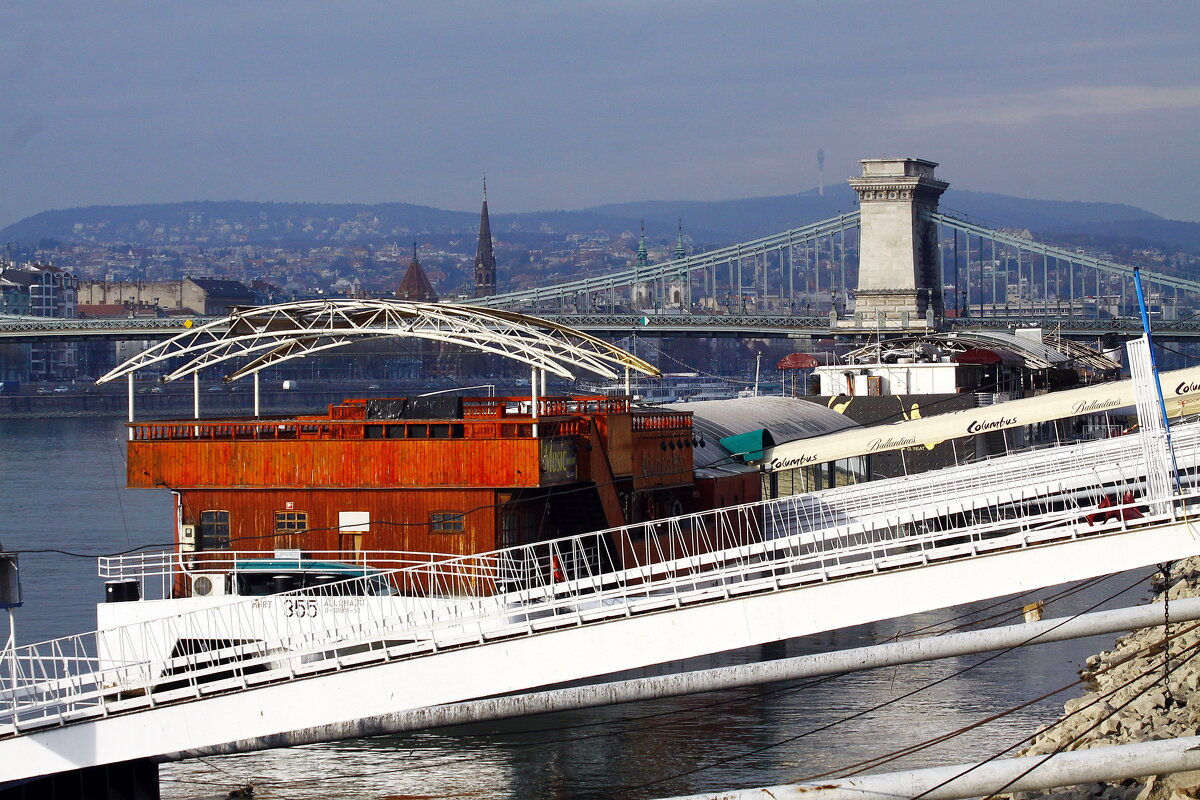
[752,363,1200,470]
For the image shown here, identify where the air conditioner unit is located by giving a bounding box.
[179,524,197,552]
[190,573,230,597]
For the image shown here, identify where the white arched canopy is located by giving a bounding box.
[97,299,661,384]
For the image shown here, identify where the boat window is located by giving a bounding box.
[198,510,231,550]
[430,511,465,534]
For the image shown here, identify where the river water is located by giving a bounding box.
[0,416,1154,800]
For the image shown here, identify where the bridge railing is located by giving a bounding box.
[2,432,1196,734]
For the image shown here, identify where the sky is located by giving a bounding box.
[2,1,1199,229]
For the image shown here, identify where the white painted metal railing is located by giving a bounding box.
[98,549,464,601]
[4,423,1200,737]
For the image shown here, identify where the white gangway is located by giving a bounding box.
[2,413,1200,784]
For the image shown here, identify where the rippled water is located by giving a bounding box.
[0,416,1151,799]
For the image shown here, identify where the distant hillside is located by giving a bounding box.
[1,200,476,247]
[589,186,1169,241]
[938,189,1161,230]
[586,187,859,241]
[3,189,1197,255]
[1040,218,1200,253]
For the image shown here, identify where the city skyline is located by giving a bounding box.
[2,2,1198,229]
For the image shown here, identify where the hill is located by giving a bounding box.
[3,189,1197,255]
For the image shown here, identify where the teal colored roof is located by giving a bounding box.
[234,559,379,575]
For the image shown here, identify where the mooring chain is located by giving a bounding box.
[1160,560,1175,704]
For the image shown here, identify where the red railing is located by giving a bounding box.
[126,396,680,442]
[632,412,693,432]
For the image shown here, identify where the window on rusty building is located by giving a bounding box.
[199,510,231,550]
[430,512,464,534]
[274,511,308,549]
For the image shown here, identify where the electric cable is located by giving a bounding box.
[3,446,750,559]
[107,436,133,549]
[891,574,1115,640]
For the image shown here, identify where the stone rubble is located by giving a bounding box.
[1007,558,1200,800]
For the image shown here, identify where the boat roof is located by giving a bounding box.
[663,395,860,476]
[234,559,381,575]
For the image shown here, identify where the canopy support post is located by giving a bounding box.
[531,366,539,439]
[127,373,134,441]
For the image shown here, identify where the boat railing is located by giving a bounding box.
[5,438,1194,734]
[631,411,693,431]
[97,549,465,600]
[127,416,601,443]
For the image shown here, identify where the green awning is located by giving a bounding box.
[719,428,776,462]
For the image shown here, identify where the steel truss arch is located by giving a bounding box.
[96,299,660,385]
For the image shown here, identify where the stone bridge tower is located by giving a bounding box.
[847,157,948,328]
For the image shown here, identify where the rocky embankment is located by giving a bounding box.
[1011,557,1200,800]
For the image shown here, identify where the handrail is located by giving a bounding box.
[96,549,466,600]
[3,425,1195,734]
[3,490,1186,734]
[123,396,658,442]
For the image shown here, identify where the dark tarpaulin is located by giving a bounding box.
[776,352,820,370]
[952,347,1024,366]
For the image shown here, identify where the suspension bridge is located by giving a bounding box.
[3,157,1200,345]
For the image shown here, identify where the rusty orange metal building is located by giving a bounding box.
[128,395,750,574]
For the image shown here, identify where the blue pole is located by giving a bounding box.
[1133,267,1181,490]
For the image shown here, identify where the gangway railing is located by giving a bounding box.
[3,430,1196,737]
[781,418,1200,544]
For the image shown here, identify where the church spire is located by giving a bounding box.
[636,219,649,268]
[395,240,438,302]
[474,178,496,297]
[674,219,686,261]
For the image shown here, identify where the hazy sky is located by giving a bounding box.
[3,1,1199,228]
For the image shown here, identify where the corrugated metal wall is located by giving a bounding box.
[129,439,545,489]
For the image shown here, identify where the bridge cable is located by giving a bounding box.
[162,570,1154,795]
[805,611,1200,789]
[905,614,1200,800]
[189,602,1192,798]
[615,569,1158,795]
[186,571,1155,794]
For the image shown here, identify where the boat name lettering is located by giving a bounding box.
[769,453,820,469]
[966,417,1017,434]
[1176,381,1200,396]
[1072,399,1121,414]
